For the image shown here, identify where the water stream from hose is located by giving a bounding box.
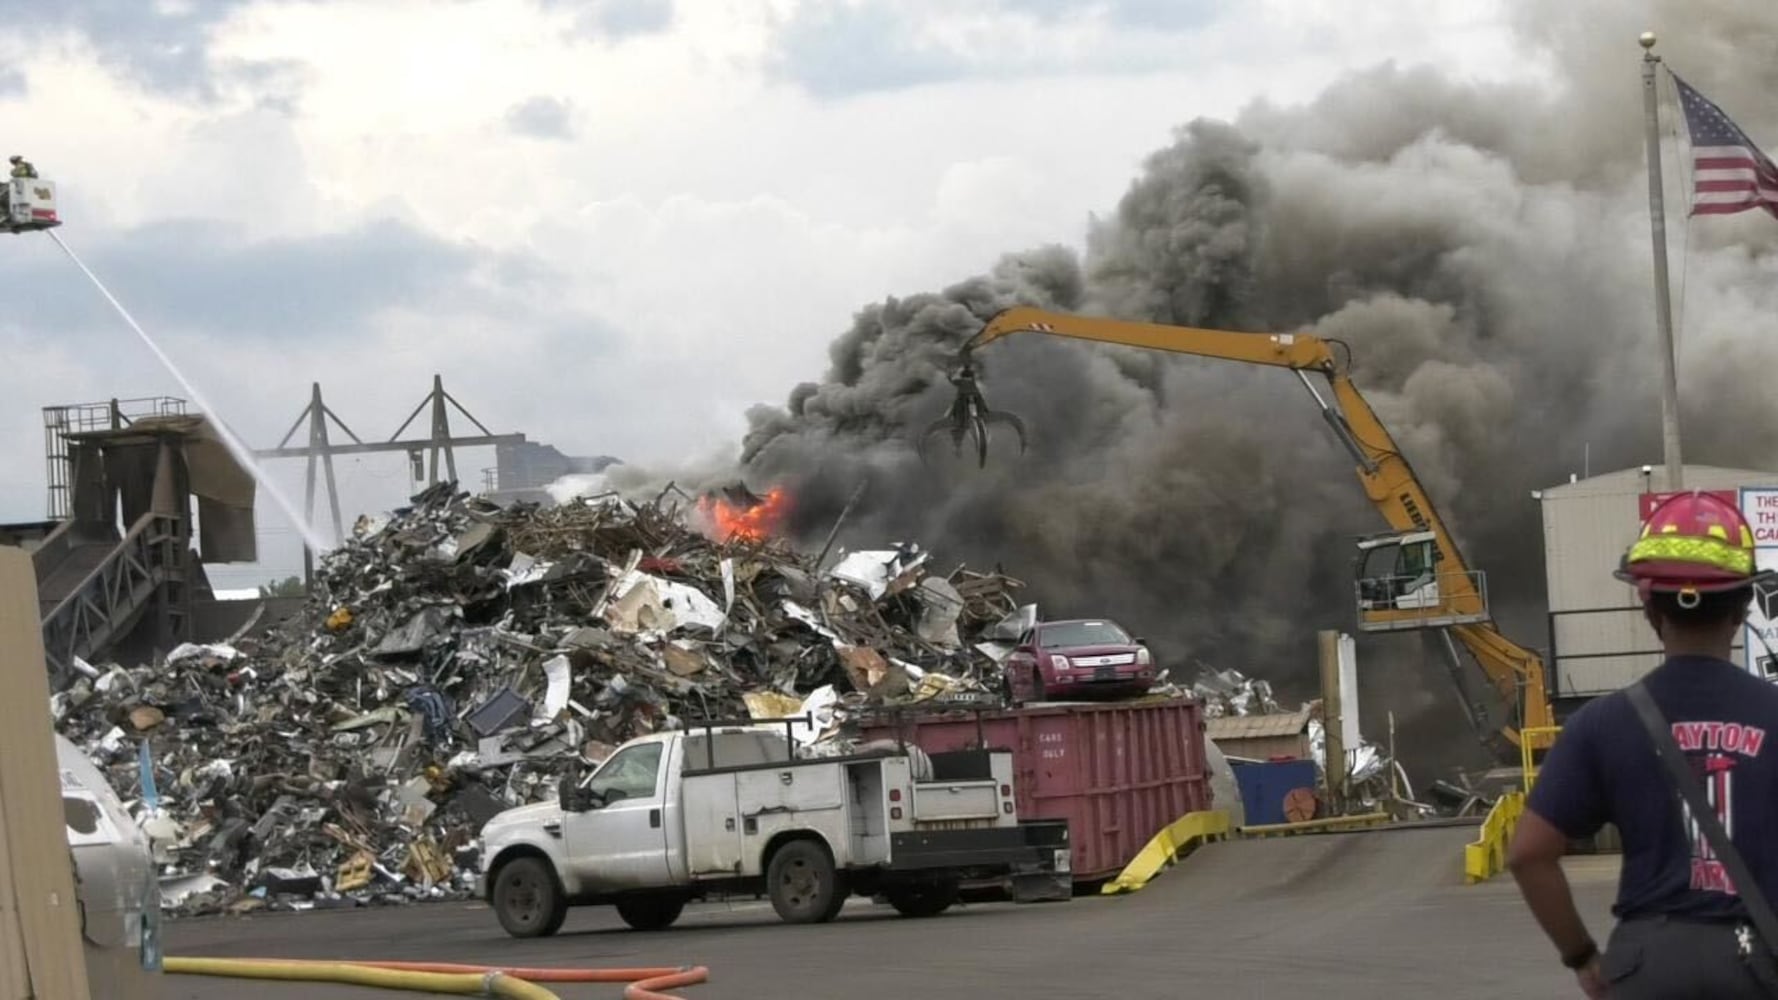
[47,229,332,556]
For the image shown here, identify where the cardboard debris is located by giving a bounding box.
[53,480,1028,915]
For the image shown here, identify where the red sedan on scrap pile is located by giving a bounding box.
[1003,618,1156,705]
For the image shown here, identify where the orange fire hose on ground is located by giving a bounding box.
[163,955,710,1000]
[331,958,712,1000]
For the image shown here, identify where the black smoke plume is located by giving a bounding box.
[629,1,1778,777]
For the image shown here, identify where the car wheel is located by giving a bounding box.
[492,856,567,939]
[767,839,844,924]
[615,894,686,931]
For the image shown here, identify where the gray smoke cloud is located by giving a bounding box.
[626,0,1778,775]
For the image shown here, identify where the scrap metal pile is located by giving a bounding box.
[1190,666,1283,719]
[51,482,1025,915]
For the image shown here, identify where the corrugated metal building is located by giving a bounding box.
[1205,707,1315,761]
[1539,463,1778,706]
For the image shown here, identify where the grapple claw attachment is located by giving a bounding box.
[917,356,1028,469]
[918,416,956,467]
[983,409,1028,456]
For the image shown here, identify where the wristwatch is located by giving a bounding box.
[1561,941,1599,970]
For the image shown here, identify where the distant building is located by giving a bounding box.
[484,441,621,506]
[1205,707,1315,761]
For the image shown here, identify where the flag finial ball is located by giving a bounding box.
[1639,31,1657,49]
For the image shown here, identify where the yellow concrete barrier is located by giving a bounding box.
[1100,810,1232,895]
[1464,791,1525,884]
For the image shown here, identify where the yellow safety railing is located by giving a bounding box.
[1519,725,1563,794]
[1463,723,1560,884]
[1464,791,1525,884]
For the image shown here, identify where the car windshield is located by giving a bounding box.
[1038,621,1131,648]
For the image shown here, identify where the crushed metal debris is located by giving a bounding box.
[1192,664,1433,823]
[53,482,1030,915]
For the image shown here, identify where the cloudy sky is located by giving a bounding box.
[0,0,1550,587]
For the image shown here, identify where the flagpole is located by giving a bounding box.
[1641,30,1685,490]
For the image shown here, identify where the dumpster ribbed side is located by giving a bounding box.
[858,698,1210,882]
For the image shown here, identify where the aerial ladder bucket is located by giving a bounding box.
[3,157,59,234]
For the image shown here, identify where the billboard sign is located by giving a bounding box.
[1742,488,1778,683]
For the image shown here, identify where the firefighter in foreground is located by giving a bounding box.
[1509,492,1778,996]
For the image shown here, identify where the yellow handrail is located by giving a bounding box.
[1464,722,1561,884]
[1519,725,1563,794]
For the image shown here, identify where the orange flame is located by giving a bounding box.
[698,487,790,543]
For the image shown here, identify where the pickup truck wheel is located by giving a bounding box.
[492,856,567,939]
[767,839,844,924]
[885,880,958,918]
[615,895,685,931]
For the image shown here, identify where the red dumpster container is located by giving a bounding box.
[859,697,1211,883]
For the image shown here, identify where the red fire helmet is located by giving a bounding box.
[1615,490,1771,606]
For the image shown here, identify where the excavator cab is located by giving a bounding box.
[1353,530,1492,632]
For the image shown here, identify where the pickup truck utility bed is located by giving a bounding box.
[477,718,1069,935]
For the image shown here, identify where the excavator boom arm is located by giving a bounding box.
[961,306,1556,745]
[965,306,1340,370]
[1326,376,1555,739]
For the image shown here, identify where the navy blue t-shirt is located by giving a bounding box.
[1527,655,1778,920]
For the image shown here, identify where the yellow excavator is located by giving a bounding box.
[925,305,1557,757]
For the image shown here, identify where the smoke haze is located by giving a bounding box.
[630,0,1778,775]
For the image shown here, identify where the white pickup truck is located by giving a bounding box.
[476,718,1070,936]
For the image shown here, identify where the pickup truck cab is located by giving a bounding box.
[477,720,1069,936]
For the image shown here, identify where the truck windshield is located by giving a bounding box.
[1039,621,1131,648]
[589,742,663,803]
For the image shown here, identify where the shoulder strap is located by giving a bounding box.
[1627,679,1778,957]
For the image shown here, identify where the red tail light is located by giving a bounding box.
[889,788,902,802]
[1000,784,1011,797]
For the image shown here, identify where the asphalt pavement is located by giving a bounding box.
[162,826,1620,1000]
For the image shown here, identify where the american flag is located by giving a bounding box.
[1672,72,1778,220]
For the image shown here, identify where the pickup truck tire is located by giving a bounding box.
[615,895,685,932]
[766,839,846,924]
[491,856,567,939]
[885,879,959,918]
